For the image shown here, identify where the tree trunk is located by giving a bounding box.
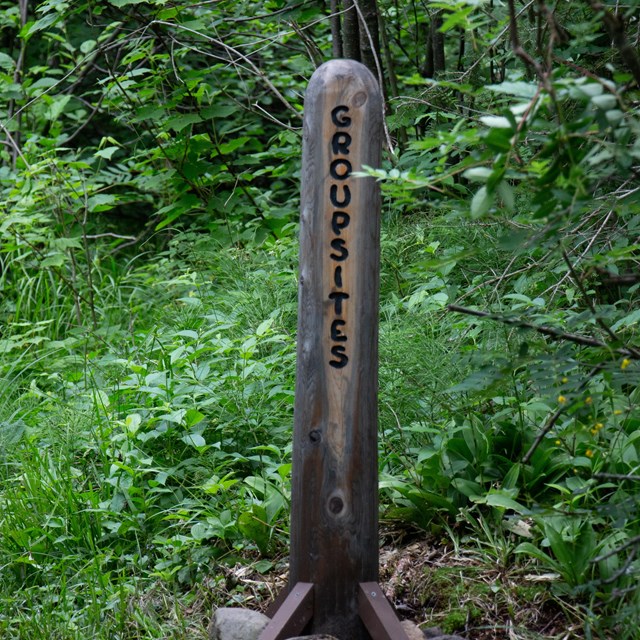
[330,0,343,58]
[431,10,446,76]
[342,0,361,61]
[358,0,381,76]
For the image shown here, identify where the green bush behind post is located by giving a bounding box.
[0,0,639,637]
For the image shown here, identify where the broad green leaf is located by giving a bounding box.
[514,542,561,573]
[41,253,66,268]
[20,14,60,40]
[471,185,493,218]
[155,194,201,230]
[0,420,26,446]
[169,345,185,364]
[497,182,514,211]
[611,309,640,331]
[450,477,482,498]
[27,77,58,96]
[190,522,212,540]
[439,6,474,32]
[256,317,274,336]
[605,109,624,124]
[486,81,538,98]
[217,136,251,155]
[463,167,493,182]
[87,194,117,212]
[166,113,203,132]
[480,115,513,129]
[125,413,142,434]
[162,409,186,424]
[0,52,15,70]
[108,0,149,6]
[80,39,97,54]
[475,493,526,514]
[94,146,120,160]
[185,408,205,427]
[201,105,238,119]
[591,94,617,110]
[237,506,270,555]
[181,433,207,448]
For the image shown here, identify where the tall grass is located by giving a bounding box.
[0,217,638,637]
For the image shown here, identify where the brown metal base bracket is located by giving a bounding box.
[358,582,411,640]
[258,582,314,640]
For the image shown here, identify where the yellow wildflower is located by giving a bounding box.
[562,377,568,384]
[558,395,567,404]
[614,409,623,415]
[555,439,561,445]
[621,358,631,370]
[586,449,594,458]
[585,396,592,405]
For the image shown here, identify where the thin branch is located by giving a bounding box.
[153,20,300,117]
[594,533,640,563]
[460,0,537,82]
[594,472,640,482]
[543,209,614,301]
[454,256,552,303]
[447,304,640,359]
[520,364,603,465]
[62,95,106,145]
[65,26,124,94]
[84,233,138,241]
[0,121,30,170]
[561,250,640,359]
[507,0,546,80]
[599,549,636,584]
[587,0,640,86]
[352,0,396,156]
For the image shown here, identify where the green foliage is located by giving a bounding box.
[0,237,297,635]
[1,0,640,636]
[371,2,640,633]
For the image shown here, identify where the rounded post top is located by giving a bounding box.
[306,59,382,100]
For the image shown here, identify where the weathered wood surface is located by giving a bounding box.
[288,59,383,638]
[358,583,412,640]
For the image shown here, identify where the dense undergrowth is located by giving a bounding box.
[1,208,638,638]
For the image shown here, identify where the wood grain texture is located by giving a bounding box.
[289,59,383,638]
[359,583,412,640]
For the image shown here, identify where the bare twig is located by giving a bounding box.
[447,304,640,358]
[153,20,300,117]
[594,472,640,482]
[594,533,640,563]
[561,250,640,359]
[599,549,636,584]
[0,121,30,170]
[507,0,546,81]
[520,364,603,465]
[84,233,138,241]
[454,256,551,303]
[460,0,537,81]
[62,95,106,145]
[543,208,614,301]
[587,0,640,86]
[352,0,395,156]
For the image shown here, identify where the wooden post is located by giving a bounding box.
[292,58,381,637]
[259,59,410,640]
